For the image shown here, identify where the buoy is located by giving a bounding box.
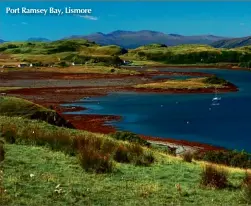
[187,121,189,124]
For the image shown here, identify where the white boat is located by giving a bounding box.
[211,88,221,105]
[212,97,221,101]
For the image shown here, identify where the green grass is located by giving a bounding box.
[1,142,249,206]
[0,97,54,118]
[0,87,22,92]
[134,77,226,90]
[1,65,139,75]
[122,44,251,65]
[0,39,127,66]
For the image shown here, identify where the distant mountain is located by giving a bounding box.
[0,39,5,43]
[64,30,228,48]
[211,36,251,48]
[27,37,50,42]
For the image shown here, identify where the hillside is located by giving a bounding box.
[211,36,251,48]
[122,44,251,65]
[0,39,126,66]
[65,30,228,49]
[2,40,251,67]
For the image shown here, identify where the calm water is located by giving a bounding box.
[63,68,251,152]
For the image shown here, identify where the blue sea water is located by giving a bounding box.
[63,68,251,152]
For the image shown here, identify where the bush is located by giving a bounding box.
[241,172,251,204]
[1,125,17,144]
[193,150,251,169]
[200,165,228,189]
[127,144,154,166]
[77,138,113,173]
[111,131,150,146]
[134,151,155,166]
[203,75,228,85]
[0,141,5,162]
[114,145,130,163]
[182,152,193,163]
[167,146,177,156]
[114,143,154,166]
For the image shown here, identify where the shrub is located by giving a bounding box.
[77,137,113,173]
[127,144,154,166]
[241,172,251,204]
[78,148,113,173]
[182,152,193,163]
[200,164,228,189]
[101,139,118,154]
[203,75,228,85]
[114,143,154,166]
[0,141,4,162]
[111,131,150,146]
[1,125,17,144]
[135,151,155,166]
[114,145,130,163]
[193,150,251,169]
[167,146,177,156]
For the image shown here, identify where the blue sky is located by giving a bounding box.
[1,1,251,41]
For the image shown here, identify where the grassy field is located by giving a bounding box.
[1,137,250,205]
[134,77,226,90]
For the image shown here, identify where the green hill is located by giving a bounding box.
[0,39,127,66]
[122,44,251,65]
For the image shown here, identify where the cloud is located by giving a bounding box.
[240,23,245,26]
[21,22,28,25]
[77,15,98,21]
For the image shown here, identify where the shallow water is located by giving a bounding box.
[64,68,251,152]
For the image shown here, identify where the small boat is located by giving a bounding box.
[211,88,221,106]
[212,96,221,101]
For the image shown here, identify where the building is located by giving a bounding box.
[122,60,132,65]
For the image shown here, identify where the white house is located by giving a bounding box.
[122,60,132,65]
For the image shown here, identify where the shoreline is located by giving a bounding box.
[123,64,250,71]
[2,68,238,152]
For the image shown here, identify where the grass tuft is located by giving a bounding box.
[77,137,113,173]
[182,152,193,163]
[200,164,228,189]
[241,172,251,204]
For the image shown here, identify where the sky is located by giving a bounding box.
[1,1,251,41]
